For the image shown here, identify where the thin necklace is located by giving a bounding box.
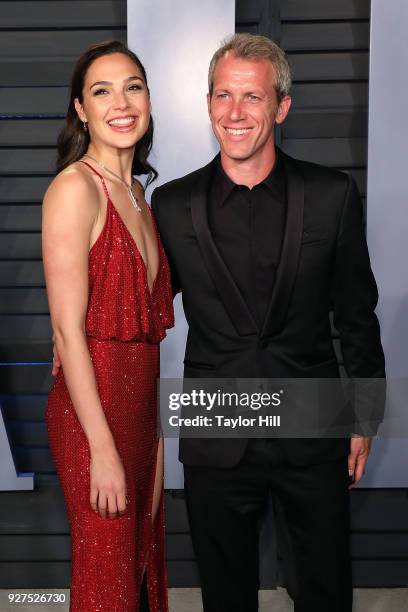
[84,153,142,213]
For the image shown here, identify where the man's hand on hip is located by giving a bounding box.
[52,333,62,377]
[348,436,372,489]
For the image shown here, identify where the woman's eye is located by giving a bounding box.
[128,84,143,91]
[93,88,108,96]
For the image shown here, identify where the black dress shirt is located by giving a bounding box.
[208,152,287,328]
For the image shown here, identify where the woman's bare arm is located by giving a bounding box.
[42,169,126,518]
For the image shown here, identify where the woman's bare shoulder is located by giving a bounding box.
[43,161,99,219]
[44,161,98,199]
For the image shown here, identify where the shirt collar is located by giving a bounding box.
[213,149,286,207]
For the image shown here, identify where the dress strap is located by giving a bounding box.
[79,159,110,200]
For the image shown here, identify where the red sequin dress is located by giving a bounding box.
[46,162,174,612]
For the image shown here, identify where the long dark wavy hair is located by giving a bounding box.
[56,40,157,185]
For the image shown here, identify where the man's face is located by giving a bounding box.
[207,52,291,164]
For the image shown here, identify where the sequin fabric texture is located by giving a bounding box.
[46,162,174,611]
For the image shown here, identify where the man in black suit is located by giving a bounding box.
[151,33,385,612]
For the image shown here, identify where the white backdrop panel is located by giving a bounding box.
[365,0,408,486]
[128,0,235,488]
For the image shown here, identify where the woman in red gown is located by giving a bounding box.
[42,41,174,611]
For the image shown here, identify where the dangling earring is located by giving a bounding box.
[83,121,88,132]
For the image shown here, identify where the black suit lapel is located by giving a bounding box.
[190,160,258,336]
[261,152,305,338]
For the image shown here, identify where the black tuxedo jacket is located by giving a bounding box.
[151,150,385,467]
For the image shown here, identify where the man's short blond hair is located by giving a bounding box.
[208,33,292,102]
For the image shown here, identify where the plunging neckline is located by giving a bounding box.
[81,160,159,297]
[108,196,159,297]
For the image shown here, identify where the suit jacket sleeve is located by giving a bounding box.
[151,187,182,297]
[330,174,386,435]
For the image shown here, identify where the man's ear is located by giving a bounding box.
[275,95,292,125]
[207,92,212,117]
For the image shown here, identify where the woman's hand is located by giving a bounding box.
[90,445,127,519]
